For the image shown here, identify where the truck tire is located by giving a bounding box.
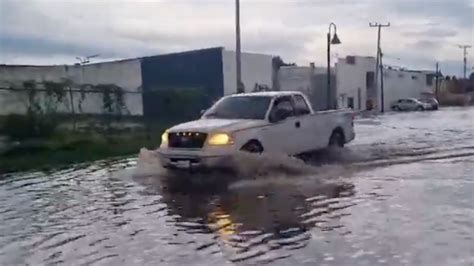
[241,140,264,153]
[393,106,400,111]
[417,106,424,111]
[329,131,344,148]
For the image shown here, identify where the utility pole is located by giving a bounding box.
[327,23,341,110]
[458,44,472,79]
[369,22,390,112]
[235,0,243,93]
[435,62,439,101]
[379,48,385,112]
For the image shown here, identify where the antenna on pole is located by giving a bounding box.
[75,54,100,65]
[457,44,472,79]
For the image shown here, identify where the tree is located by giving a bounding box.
[272,56,296,69]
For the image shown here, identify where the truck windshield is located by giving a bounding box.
[203,96,271,120]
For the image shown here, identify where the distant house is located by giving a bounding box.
[336,56,376,110]
[336,55,437,111]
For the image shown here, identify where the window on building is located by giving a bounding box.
[426,75,434,86]
[293,95,311,115]
[346,56,356,65]
[366,71,375,88]
[347,97,354,109]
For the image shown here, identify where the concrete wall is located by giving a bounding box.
[277,65,333,111]
[0,59,143,116]
[222,50,273,95]
[336,56,376,110]
[0,65,65,115]
[69,60,143,116]
[278,66,312,93]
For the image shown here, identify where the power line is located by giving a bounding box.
[457,44,472,79]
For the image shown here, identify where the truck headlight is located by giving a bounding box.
[161,131,169,146]
[208,133,234,146]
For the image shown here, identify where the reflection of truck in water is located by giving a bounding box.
[157,91,355,169]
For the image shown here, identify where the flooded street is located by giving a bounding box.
[1,107,473,266]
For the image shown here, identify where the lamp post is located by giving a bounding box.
[327,23,341,110]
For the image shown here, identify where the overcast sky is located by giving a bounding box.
[0,0,473,76]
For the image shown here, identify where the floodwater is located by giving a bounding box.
[1,107,473,266]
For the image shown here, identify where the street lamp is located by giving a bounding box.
[327,22,341,110]
[235,0,244,93]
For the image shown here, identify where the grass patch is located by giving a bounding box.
[0,131,162,173]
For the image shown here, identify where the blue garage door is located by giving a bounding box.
[141,47,224,124]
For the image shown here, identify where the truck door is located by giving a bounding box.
[262,96,300,155]
[292,94,323,152]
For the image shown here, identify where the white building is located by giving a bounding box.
[222,50,273,95]
[277,63,335,111]
[336,55,436,111]
[382,68,436,110]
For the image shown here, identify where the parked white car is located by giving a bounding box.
[418,98,439,110]
[390,98,432,111]
[157,91,355,170]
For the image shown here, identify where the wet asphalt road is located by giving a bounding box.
[0,107,473,265]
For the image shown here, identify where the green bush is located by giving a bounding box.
[0,113,58,140]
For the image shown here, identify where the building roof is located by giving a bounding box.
[1,47,271,68]
[229,91,303,97]
[384,66,436,75]
[1,47,275,68]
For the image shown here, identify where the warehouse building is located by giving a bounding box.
[0,47,273,123]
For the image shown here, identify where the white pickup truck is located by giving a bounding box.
[157,91,355,169]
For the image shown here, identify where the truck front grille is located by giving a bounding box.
[168,132,207,149]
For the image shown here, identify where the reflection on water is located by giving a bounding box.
[0,107,473,265]
[148,168,356,264]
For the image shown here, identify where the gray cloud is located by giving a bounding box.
[411,40,442,50]
[0,0,472,75]
[384,0,473,28]
[403,27,458,38]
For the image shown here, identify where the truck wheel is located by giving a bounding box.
[241,141,263,153]
[329,131,344,148]
[393,106,400,111]
[417,106,424,111]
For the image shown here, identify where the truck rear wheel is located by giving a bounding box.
[329,131,344,148]
[241,141,264,153]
